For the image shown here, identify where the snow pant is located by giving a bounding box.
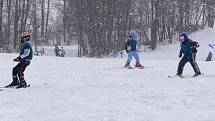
[12,61,30,82]
[126,51,140,64]
[177,53,201,75]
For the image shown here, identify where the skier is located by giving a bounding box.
[60,46,66,57]
[41,47,45,55]
[177,32,201,77]
[205,51,212,61]
[124,31,144,69]
[112,50,118,57]
[5,32,33,88]
[54,45,60,57]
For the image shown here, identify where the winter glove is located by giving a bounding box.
[193,42,199,47]
[127,46,131,51]
[13,57,20,62]
[191,41,200,48]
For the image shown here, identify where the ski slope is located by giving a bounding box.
[0,28,215,121]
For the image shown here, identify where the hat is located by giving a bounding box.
[180,32,188,40]
[128,31,137,37]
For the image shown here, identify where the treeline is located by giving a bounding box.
[0,0,52,52]
[0,0,215,57]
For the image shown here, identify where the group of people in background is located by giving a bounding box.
[34,45,66,57]
[54,45,66,57]
[35,47,45,56]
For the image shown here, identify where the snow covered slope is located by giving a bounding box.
[0,28,215,121]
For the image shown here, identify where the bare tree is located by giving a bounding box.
[0,0,3,48]
[13,0,21,50]
[207,0,215,28]
[45,0,50,44]
[40,0,45,40]
[0,0,213,55]
[62,0,66,44]
[32,0,38,50]
[4,0,12,47]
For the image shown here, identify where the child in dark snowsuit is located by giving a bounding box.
[6,32,33,88]
[54,45,60,57]
[177,32,201,77]
[124,31,143,68]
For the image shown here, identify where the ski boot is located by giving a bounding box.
[5,77,19,88]
[176,73,184,78]
[124,62,129,68]
[193,72,201,77]
[135,63,144,69]
[124,62,133,69]
[16,80,27,88]
[5,81,19,88]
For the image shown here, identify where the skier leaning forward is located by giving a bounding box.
[124,31,144,69]
[176,32,201,77]
[6,32,33,88]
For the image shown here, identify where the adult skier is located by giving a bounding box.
[177,32,201,77]
[5,32,33,88]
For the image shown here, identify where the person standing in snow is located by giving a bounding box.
[5,32,33,88]
[177,32,201,77]
[124,31,144,69]
[54,45,60,57]
[60,46,66,57]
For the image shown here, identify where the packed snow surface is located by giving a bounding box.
[0,28,215,121]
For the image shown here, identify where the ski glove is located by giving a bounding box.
[13,57,20,62]
[191,41,200,48]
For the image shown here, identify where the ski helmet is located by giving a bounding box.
[128,31,137,37]
[20,32,30,38]
[180,32,188,40]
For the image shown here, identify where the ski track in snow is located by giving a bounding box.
[0,28,215,121]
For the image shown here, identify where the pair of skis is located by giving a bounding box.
[126,66,144,69]
[0,84,30,91]
[168,73,204,78]
[168,75,185,78]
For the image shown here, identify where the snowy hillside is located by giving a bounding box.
[1,28,215,121]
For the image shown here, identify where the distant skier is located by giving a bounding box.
[206,43,215,61]
[177,32,201,77]
[54,45,60,57]
[41,47,45,55]
[112,50,118,57]
[124,31,144,69]
[5,32,33,88]
[205,51,212,61]
[60,46,66,57]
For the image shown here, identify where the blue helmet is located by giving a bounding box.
[180,32,189,40]
[128,31,137,37]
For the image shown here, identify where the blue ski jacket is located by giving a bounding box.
[179,39,199,56]
[125,39,137,52]
[18,40,33,62]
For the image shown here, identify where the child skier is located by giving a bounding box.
[124,31,143,69]
[177,32,201,77]
[5,32,33,88]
